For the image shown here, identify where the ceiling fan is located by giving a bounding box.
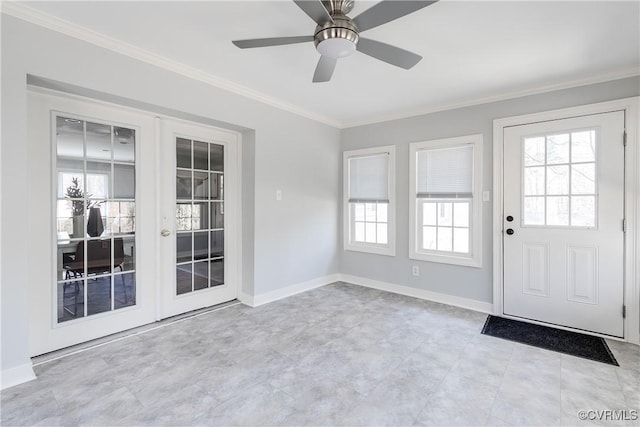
[232,0,438,83]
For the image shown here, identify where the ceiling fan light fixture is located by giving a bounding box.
[317,37,356,58]
[232,0,438,82]
[314,17,359,59]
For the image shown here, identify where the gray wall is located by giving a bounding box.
[340,76,640,303]
[1,15,340,375]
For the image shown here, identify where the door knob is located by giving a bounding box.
[506,229,514,235]
[160,229,171,237]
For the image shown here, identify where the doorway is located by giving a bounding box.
[502,111,625,337]
[27,89,240,356]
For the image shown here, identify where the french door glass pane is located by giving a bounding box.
[55,116,136,323]
[175,138,225,295]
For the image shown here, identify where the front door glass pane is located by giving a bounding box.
[522,130,597,227]
[55,116,137,323]
[175,138,224,295]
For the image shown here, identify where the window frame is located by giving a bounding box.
[409,134,483,267]
[343,145,396,256]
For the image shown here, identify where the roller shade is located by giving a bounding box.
[348,153,389,202]
[417,144,473,198]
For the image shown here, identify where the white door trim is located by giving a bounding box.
[493,97,640,344]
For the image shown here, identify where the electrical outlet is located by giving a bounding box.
[412,266,419,276]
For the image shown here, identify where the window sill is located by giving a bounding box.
[345,243,396,257]
[409,251,481,268]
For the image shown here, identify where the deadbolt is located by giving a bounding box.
[506,215,514,222]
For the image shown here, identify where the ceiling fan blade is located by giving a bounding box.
[232,35,314,49]
[313,55,337,82]
[357,38,422,69]
[293,0,334,25]
[352,1,438,33]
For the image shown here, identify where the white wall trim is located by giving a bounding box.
[241,274,340,308]
[493,97,640,344]
[1,363,36,390]
[0,2,341,129]
[339,274,493,314]
[343,145,397,257]
[2,2,637,130]
[408,134,483,268]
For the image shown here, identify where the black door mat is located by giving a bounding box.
[481,315,618,366]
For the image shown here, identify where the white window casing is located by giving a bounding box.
[409,134,483,267]
[343,145,396,256]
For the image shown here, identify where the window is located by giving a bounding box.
[344,145,395,256]
[55,115,137,323]
[410,135,482,267]
[522,130,597,227]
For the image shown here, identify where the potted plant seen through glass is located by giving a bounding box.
[65,177,87,238]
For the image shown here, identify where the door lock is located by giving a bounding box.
[506,215,514,222]
[160,229,171,237]
[506,228,514,235]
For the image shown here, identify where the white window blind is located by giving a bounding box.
[417,145,473,198]
[348,153,389,202]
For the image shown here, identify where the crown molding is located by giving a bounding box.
[341,67,640,128]
[3,2,638,130]
[1,1,342,128]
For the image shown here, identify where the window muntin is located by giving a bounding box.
[419,200,470,253]
[522,129,597,228]
[175,137,225,295]
[352,202,388,244]
[409,135,482,267]
[55,115,137,323]
[344,146,395,256]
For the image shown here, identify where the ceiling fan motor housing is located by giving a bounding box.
[314,15,359,58]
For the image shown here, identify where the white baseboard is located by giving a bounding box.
[1,362,36,390]
[242,274,340,308]
[338,274,493,314]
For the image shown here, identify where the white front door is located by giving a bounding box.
[503,111,625,337]
[157,119,239,319]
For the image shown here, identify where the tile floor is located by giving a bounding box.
[1,282,638,426]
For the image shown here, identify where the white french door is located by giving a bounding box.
[503,111,625,337]
[28,90,240,356]
[157,119,239,319]
[28,90,158,356]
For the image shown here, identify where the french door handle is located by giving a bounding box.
[160,229,171,237]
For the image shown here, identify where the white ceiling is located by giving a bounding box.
[15,1,640,127]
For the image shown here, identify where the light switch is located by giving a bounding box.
[276,190,282,201]
[483,191,490,202]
